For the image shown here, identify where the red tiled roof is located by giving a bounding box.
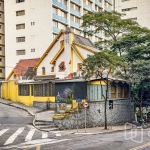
[13,58,40,76]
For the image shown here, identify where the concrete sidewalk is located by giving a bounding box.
[0,98,41,115]
[0,98,150,136]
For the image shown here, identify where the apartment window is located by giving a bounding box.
[0,14,2,18]
[0,25,1,29]
[53,7,67,18]
[105,1,112,9]
[71,15,80,24]
[16,10,25,16]
[16,0,25,3]
[16,37,25,42]
[59,61,65,72]
[0,36,2,40]
[122,7,137,12]
[128,17,137,20]
[57,0,67,5]
[0,69,2,73]
[0,47,2,51]
[0,3,1,6]
[53,33,58,40]
[53,20,58,27]
[83,9,88,15]
[71,3,80,12]
[16,50,25,55]
[0,58,2,62]
[83,0,92,7]
[95,5,102,12]
[31,48,35,52]
[16,24,25,30]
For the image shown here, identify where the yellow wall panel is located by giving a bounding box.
[2,82,8,99]
[88,80,106,85]
[34,96,55,102]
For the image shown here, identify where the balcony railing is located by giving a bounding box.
[104,6,111,12]
[70,21,80,28]
[106,0,112,4]
[53,27,61,34]
[52,0,67,10]
[83,3,92,11]
[70,8,81,17]
[71,0,80,5]
[53,13,68,24]
[95,0,102,7]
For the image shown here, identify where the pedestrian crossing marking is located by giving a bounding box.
[4,127,25,145]
[25,128,35,141]
[42,132,48,139]
[0,129,9,137]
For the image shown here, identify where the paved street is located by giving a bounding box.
[1,102,150,150]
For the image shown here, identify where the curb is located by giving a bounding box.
[0,100,35,116]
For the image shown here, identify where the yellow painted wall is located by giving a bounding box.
[2,82,8,99]
[88,80,106,85]
[34,96,55,102]
[8,80,18,102]
[18,96,34,106]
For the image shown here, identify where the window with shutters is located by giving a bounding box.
[124,86,129,98]
[19,85,30,96]
[118,85,123,98]
[111,85,116,99]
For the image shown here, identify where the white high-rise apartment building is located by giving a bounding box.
[5,0,113,78]
[115,0,150,29]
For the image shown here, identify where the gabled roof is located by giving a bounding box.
[7,58,40,80]
[74,34,95,48]
[33,30,64,70]
[33,29,97,70]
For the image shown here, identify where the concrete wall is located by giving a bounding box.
[5,0,53,77]
[115,0,150,29]
[54,100,135,130]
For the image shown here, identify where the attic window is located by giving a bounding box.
[51,67,54,72]
[42,67,45,75]
[14,74,16,79]
[59,61,66,72]
[77,63,82,71]
[60,40,64,48]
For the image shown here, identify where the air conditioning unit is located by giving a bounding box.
[73,72,80,78]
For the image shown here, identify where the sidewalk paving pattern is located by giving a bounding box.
[0,98,150,136]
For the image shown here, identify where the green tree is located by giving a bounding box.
[81,11,140,49]
[82,50,125,129]
[112,30,150,119]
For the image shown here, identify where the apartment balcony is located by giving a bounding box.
[95,0,102,7]
[52,0,67,10]
[83,3,92,11]
[71,0,80,5]
[106,0,112,4]
[104,6,111,12]
[53,13,68,24]
[70,21,80,28]
[70,8,81,17]
[53,27,61,34]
